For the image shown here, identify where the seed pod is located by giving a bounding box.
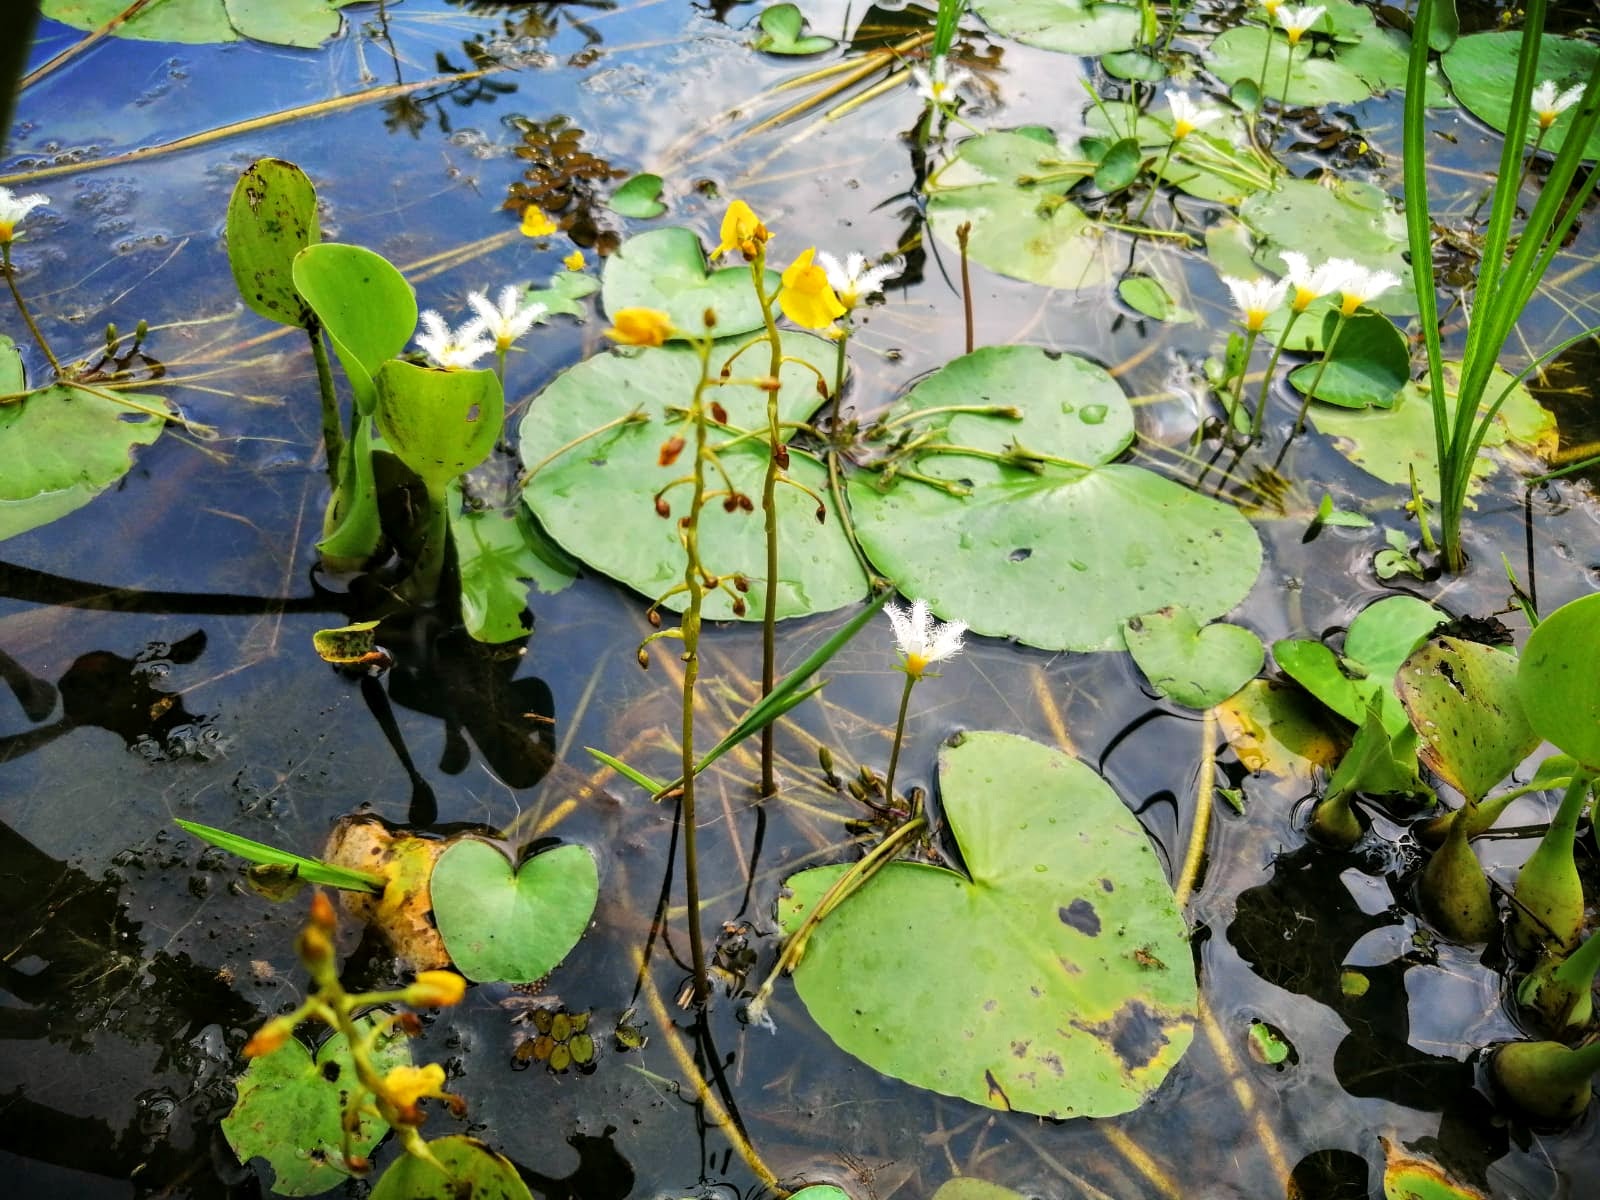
[710,401,728,424]
[658,436,685,466]
[774,444,790,469]
[655,496,672,518]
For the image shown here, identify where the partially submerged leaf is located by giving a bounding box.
[526,270,601,320]
[1397,636,1537,802]
[1218,680,1347,781]
[449,488,576,644]
[1119,274,1196,323]
[311,620,383,666]
[1124,606,1264,709]
[324,816,450,970]
[752,3,836,55]
[1382,1139,1490,1200]
[780,731,1197,1119]
[609,173,668,218]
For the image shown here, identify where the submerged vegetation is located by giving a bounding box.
[5,0,1600,1196]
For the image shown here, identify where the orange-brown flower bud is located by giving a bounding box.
[309,890,338,932]
[243,1015,296,1058]
[658,436,685,467]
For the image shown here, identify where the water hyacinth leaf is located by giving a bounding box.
[1217,679,1346,781]
[1397,637,1536,803]
[527,270,601,320]
[601,227,778,338]
[1288,310,1410,408]
[1119,274,1195,323]
[752,3,836,54]
[848,346,1261,651]
[373,361,503,493]
[519,331,866,620]
[370,1136,534,1200]
[430,839,599,983]
[448,486,576,644]
[609,173,668,218]
[970,0,1141,56]
[1274,638,1367,725]
[0,378,164,542]
[227,159,320,328]
[924,132,1113,290]
[1124,607,1263,709]
[221,1014,410,1196]
[1442,33,1600,159]
[1517,592,1600,770]
[1242,179,1414,313]
[1314,362,1556,502]
[780,732,1197,1118]
[292,243,417,408]
[1343,594,1447,679]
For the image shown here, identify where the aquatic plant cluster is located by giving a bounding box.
[4,0,1600,1196]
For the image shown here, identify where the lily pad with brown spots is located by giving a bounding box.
[777,730,1196,1118]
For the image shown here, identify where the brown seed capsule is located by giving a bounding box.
[738,493,754,512]
[647,609,662,627]
[655,496,672,518]
[702,307,717,330]
[637,647,650,669]
[734,574,750,592]
[815,503,827,524]
[658,436,685,467]
[710,401,728,424]
[702,573,718,588]
[774,444,790,469]
[732,597,747,616]
[816,378,829,398]
[723,495,739,512]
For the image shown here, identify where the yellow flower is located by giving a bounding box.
[605,307,674,346]
[382,1063,447,1113]
[405,970,467,1008]
[242,1015,296,1058]
[778,248,847,330]
[520,207,558,237]
[711,200,769,261]
[563,249,586,271]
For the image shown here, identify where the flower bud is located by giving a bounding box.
[243,1015,296,1058]
[296,923,335,969]
[737,494,754,513]
[655,496,672,518]
[774,444,790,469]
[731,597,746,617]
[658,436,685,467]
[309,890,338,932]
[405,970,467,1008]
[702,307,717,329]
[710,401,728,424]
[723,495,738,512]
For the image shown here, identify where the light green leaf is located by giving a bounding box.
[374,361,504,493]
[291,243,417,407]
[601,227,778,339]
[42,0,348,44]
[848,346,1261,651]
[449,486,577,644]
[1118,274,1195,323]
[431,839,599,983]
[1517,592,1600,770]
[225,0,340,48]
[370,1137,534,1200]
[227,159,320,329]
[970,0,1141,55]
[1443,33,1600,159]
[1397,636,1537,803]
[1288,310,1411,409]
[1124,606,1264,709]
[1242,178,1415,314]
[752,3,836,54]
[780,732,1197,1118]
[527,270,601,321]
[609,173,668,219]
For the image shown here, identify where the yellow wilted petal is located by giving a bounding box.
[605,307,674,346]
[563,249,585,270]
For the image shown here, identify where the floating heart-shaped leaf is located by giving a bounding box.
[779,731,1196,1118]
[431,838,598,983]
[970,0,1140,55]
[600,227,778,338]
[222,1014,410,1196]
[370,1135,533,1200]
[1125,606,1263,709]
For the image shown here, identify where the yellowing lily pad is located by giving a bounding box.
[779,731,1197,1119]
[324,816,450,970]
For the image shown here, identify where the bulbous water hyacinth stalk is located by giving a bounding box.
[1491,1036,1600,1124]
[0,185,61,376]
[1516,930,1600,1034]
[1221,274,1289,431]
[414,310,496,370]
[1509,770,1593,955]
[883,598,967,799]
[1291,258,1401,435]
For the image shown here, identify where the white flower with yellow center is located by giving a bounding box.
[414,310,495,369]
[1531,80,1585,130]
[1222,275,1289,333]
[887,598,966,680]
[463,285,547,352]
[1327,259,1400,316]
[911,56,971,107]
[1275,3,1325,45]
[1279,251,1351,313]
[1166,89,1223,140]
[0,186,49,245]
[815,251,900,310]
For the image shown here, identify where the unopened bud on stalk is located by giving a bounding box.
[702,307,717,329]
[658,436,685,467]
[655,496,672,518]
[732,597,746,616]
[405,970,467,1008]
[733,574,750,592]
[710,401,728,424]
[104,323,119,351]
[774,444,790,469]
[243,1014,297,1057]
[134,319,148,343]
[309,890,338,932]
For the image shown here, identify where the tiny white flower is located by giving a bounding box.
[1531,80,1586,130]
[1326,259,1400,315]
[887,598,966,679]
[414,309,495,370]
[463,285,547,352]
[1275,3,1325,43]
[0,186,50,244]
[1222,275,1289,332]
[814,251,901,310]
[1166,89,1223,140]
[911,56,971,106]
[1279,251,1351,313]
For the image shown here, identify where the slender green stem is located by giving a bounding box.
[2,241,62,376]
[306,323,343,484]
[1515,127,1550,198]
[883,672,917,802]
[1290,310,1349,436]
[1134,139,1179,225]
[520,407,648,484]
[1251,308,1304,439]
[1279,35,1296,119]
[749,254,786,798]
[1257,23,1276,98]
[1229,327,1262,425]
[831,325,848,430]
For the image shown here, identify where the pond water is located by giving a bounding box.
[4,1,1600,1197]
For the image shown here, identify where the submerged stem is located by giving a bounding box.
[883,672,917,802]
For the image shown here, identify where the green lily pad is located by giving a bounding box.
[1242,178,1415,314]
[609,173,668,219]
[1517,592,1600,770]
[970,0,1141,56]
[228,159,320,329]
[373,361,503,495]
[931,1183,1028,1200]
[1125,606,1264,709]
[0,370,165,543]
[221,1014,410,1196]
[370,1136,534,1200]
[752,3,836,55]
[1442,33,1600,159]
[1208,27,1371,104]
[40,0,363,45]
[1313,361,1556,503]
[448,486,576,644]
[848,346,1261,652]
[1383,1142,1489,1199]
[1119,274,1195,323]
[527,270,601,320]
[430,838,598,984]
[601,227,778,339]
[519,331,866,620]
[925,132,1113,291]
[1397,636,1537,803]
[1247,1019,1294,1066]
[780,731,1196,1118]
[790,1189,853,1200]
[1288,310,1410,409]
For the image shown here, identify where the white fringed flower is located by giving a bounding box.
[1279,251,1353,313]
[887,598,967,679]
[1531,80,1585,130]
[1327,259,1401,316]
[1166,89,1223,140]
[815,251,900,310]
[414,310,495,369]
[1222,275,1289,332]
[463,285,547,352]
[1275,4,1325,44]
[0,186,50,244]
[911,56,971,106]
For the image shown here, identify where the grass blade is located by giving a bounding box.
[174,819,384,893]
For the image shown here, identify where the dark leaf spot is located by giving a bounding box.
[1059,898,1101,936]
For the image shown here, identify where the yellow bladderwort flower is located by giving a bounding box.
[520,207,558,237]
[404,970,467,1008]
[382,1063,448,1116]
[778,248,847,330]
[711,199,770,261]
[563,249,586,271]
[605,307,674,346]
